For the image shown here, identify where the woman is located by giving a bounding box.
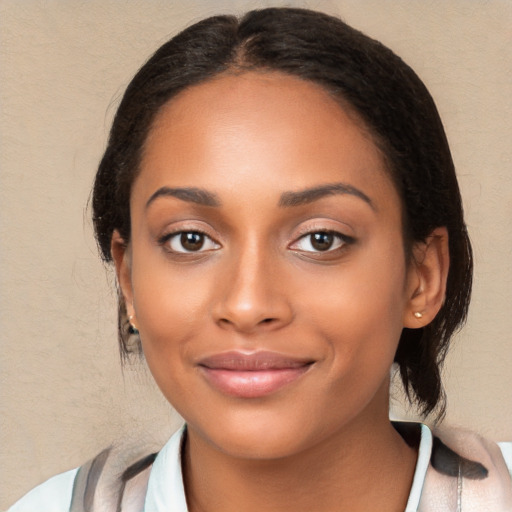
[8,7,512,512]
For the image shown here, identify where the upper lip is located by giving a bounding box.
[198,351,314,371]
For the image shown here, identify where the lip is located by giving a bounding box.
[198,351,314,398]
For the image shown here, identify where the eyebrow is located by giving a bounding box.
[278,182,374,209]
[145,187,221,209]
[145,182,374,210]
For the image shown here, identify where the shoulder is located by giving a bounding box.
[6,427,186,512]
[7,447,158,512]
[420,425,512,512]
[8,468,78,512]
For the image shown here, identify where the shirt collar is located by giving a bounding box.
[144,425,188,512]
[404,423,433,511]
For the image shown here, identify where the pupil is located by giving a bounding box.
[311,232,333,251]
[181,232,204,251]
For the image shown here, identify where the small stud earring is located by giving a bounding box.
[413,311,423,319]
[128,314,139,334]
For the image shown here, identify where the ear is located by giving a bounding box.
[403,227,450,328]
[111,230,136,322]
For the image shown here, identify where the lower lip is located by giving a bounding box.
[200,366,310,398]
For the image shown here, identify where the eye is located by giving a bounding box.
[162,231,220,253]
[291,231,352,253]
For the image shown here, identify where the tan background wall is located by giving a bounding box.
[1,0,511,507]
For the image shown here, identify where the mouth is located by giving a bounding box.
[198,351,314,398]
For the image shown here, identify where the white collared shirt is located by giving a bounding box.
[8,424,512,511]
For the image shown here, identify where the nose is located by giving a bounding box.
[212,243,294,334]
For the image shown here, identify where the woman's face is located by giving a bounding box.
[116,72,420,459]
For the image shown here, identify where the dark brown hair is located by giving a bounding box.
[92,8,472,418]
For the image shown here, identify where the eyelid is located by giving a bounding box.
[156,219,221,242]
[291,219,355,240]
[287,218,356,256]
[289,230,354,252]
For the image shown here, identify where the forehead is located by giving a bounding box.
[137,71,398,210]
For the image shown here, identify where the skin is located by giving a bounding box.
[113,71,449,511]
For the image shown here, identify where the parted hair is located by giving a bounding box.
[92,8,472,418]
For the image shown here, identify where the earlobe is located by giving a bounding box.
[111,230,135,317]
[403,227,450,328]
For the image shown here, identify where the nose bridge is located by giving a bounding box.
[214,234,292,332]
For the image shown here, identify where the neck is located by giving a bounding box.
[183,396,417,512]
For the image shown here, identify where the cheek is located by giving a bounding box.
[129,253,215,374]
[300,243,408,363]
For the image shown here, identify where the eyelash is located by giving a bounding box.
[289,230,355,254]
[157,229,355,256]
[158,230,220,254]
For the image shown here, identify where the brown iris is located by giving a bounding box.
[311,232,335,251]
[181,232,205,251]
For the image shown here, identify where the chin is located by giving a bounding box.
[186,403,331,461]
[214,427,311,460]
